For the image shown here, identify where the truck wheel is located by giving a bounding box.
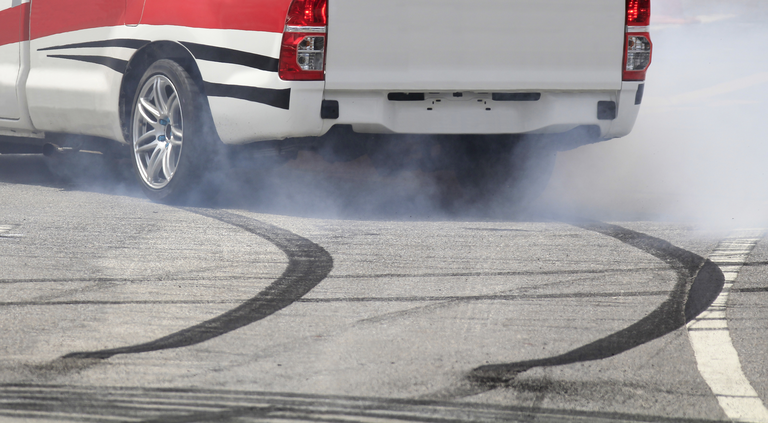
[130,59,214,203]
[453,135,557,210]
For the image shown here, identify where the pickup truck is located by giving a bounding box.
[0,0,652,205]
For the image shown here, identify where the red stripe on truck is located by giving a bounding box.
[0,3,30,47]
[29,0,292,41]
[30,0,125,40]
[141,0,291,33]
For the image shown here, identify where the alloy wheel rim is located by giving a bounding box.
[132,75,184,190]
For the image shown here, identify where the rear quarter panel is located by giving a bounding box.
[25,0,303,144]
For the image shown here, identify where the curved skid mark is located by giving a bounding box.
[467,221,724,384]
[63,208,333,359]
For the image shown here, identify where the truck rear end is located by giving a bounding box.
[297,0,652,140]
[2,0,652,206]
[271,0,653,207]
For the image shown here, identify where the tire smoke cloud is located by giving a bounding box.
[10,0,764,227]
[539,0,768,229]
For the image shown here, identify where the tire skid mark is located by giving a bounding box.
[0,289,670,307]
[0,384,712,423]
[327,267,657,279]
[468,221,723,382]
[9,219,732,421]
[0,267,655,285]
[0,275,291,285]
[62,208,333,359]
[421,221,725,401]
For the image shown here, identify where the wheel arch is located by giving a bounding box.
[118,41,208,144]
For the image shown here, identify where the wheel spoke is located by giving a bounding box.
[136,130,157,147]
[146,145,166,181]
[154,78,169,116]
[170,126,183,142]
[136,139,160,155]
[162,145,176,180]
[139,98,161,123]
[167,92,179,117]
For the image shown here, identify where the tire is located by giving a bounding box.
[453,135,557,209]
[129,59,216,203]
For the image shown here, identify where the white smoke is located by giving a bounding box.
[24,0,768,226]
[538,0,768,228]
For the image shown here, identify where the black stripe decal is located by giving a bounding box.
[38,38,150,51]
[40,39,289,109]
[204,82,290,110]
[46,55,128,73]
[180,41,279,73]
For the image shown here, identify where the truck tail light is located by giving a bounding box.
[624,0,652,80]
[279,0,328,81]
[624,33,652,80]
[626,0,651,27]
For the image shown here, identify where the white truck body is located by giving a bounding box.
[323,0,643,138]
[0,0,652,202]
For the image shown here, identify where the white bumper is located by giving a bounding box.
[213,81,644,144]
[315,81,644,140]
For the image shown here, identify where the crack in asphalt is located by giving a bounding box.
[0,289,670,308]
[0,267,656,285]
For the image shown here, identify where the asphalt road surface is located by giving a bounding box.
[0,150,766,423]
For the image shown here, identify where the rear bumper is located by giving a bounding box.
[211,81,644,146]
[319,81,644,140]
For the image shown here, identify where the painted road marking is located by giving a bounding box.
[687,229,768,423]
[0,225,22,238]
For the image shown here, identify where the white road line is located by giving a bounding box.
[0,224,22,238]
[687,229,768,423]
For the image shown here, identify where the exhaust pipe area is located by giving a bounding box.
[42,142,70,157]
[43,143,103,157]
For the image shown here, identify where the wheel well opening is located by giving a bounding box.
[119,41,206,144]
